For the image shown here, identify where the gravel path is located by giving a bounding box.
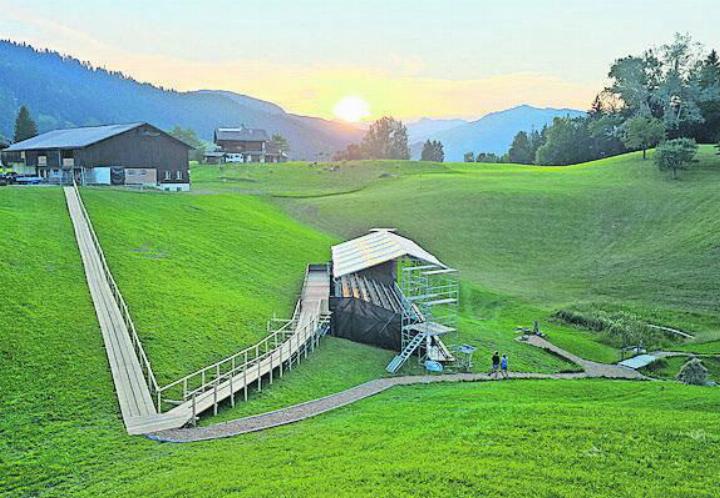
[149,335,644,443]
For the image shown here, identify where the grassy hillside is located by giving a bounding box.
[192,148,720,354]
[80,189,336,384]
[3,155,720,496]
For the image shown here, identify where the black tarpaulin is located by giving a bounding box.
[331,297,401,351]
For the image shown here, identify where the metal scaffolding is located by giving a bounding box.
[395,257,459,365]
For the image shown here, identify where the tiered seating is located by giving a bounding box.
[338,273,404,314]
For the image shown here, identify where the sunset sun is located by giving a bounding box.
[332,96,370,122]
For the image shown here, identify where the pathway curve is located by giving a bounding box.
[150,335,644,443]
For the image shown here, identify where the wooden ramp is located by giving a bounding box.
[65,184,331,434]
[156,266,331,432]
[64,186,159,432]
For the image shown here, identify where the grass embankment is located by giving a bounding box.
[641,355,720,382]
[3,187,720,497]
[81,189,335,385]
[192,148,720,360]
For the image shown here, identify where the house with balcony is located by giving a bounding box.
[1,122,193,191]
[210,126,287,163]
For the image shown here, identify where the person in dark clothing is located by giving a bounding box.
[490,351,500,378]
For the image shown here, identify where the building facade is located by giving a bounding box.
[2,122,192,191]
[209,126,287,164]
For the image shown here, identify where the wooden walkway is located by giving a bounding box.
[150,335,646,443]
[64,186,164,433]
[65,183,331,434]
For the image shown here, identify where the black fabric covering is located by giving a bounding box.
[331,297,401,350]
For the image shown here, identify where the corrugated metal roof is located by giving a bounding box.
[215,127,269,142]
[5,123,145,151]
[332,230,446,278]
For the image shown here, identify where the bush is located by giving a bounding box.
[653,138,698,179]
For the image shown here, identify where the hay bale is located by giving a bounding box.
[676,358,709,386]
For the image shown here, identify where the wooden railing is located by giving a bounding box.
[72,181,160,395]
[176,301,331,420]
[73,181,331,419]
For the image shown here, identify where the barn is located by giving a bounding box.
[2,122,193,191]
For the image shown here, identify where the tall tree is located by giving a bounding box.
[694,50,720,142]
[420,140,444,162]
[14,105,37,142]
[653,137,698,179]
[361,117,409,160]
[508,131,534,164]
[621,116,665,159]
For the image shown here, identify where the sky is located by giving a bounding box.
[1,0,718,122]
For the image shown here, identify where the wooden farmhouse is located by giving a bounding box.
[208,126,287,164]
[2,122,193,191]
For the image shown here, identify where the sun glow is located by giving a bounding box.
[333,96,371,122]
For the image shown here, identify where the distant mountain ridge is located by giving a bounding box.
[411,105,585,161]
[0,40,362,159]
[406,117,469,143]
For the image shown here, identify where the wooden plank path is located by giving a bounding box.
[65,183,331,434]
[64,186,163,433]
[150,335,646,443]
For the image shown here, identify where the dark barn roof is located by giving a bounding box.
[214,127,269,142]
[5,123,193,152]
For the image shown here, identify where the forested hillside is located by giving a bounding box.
[0,40,362,159]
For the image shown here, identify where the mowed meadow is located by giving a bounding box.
[2,148,720,496]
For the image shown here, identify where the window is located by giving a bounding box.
[164,170,171,181]
[38,155,47,166]
[176,170,182,180]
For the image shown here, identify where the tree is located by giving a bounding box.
[333,143,363,161]
[588,114,627,159]
[694,50,720,143]
[271,133,289,153]
[168,126,206,162]
[463,152,475,163]
[475,152,500,163]
[14,105,38,142]
[508,131,534,164]
[360,117,409,160]
[653,138,698,179]
[420,140,444,162]
[621,116,665,159]
[535,117,593,165]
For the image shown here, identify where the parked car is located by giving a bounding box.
[15,176,43,185]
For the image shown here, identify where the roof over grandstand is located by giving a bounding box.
[332,229,446,278]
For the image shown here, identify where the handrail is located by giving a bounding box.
[182,301,328,401]
[156,288,329,412]
[73,179,331,415]
[72,181,160,394]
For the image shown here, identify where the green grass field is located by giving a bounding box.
[3,149,720,496]
[189,148,720,358]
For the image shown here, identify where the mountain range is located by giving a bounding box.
[0,40,362,160]
[0,40,584,162]
[408,105,585,161]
